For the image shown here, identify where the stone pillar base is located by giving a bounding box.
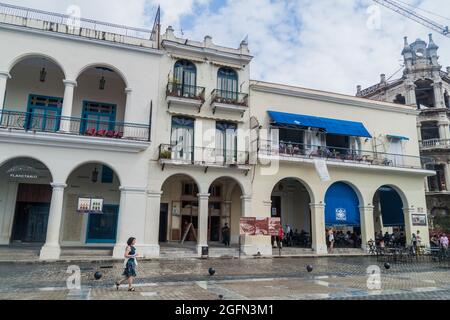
[0,237,10,245]
[241,244,272,256]
[314,244,328,255]
[141,244,160,259]
[113,244,127,259]
[39,244,61,261]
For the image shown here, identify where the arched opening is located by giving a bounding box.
[3,56,65,132]
[325,182,362,248]
[74,66,127,138]
[0,157,53,245]
[373,186,407,248]
[61,163,121,246]
[271,178,313,249]
[173,60,197,97]
[207,177,243,247]
[160,174,200,244]
[415,79,435,109]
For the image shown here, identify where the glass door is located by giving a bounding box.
[27,95,63,132]
[171,117,194,162]
[216,122,237,164]
[86,205,119,244]
[81,101,116,134]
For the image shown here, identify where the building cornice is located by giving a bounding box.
[0,130,150,153]
[0,23,164,56]
[162,40,253,66]
[250,82,420,116]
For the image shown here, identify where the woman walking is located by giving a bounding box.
[328,228,335,254]
[116,237,139,292]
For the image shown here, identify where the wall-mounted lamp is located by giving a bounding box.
[99,76,106,90]
[39,67,47,83]
[91,167,99,183]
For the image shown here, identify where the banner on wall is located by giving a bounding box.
[268,217,281,236]
[240,217,256,235]
[240,218,281,236]
[314,159,331,182]
[77,197,104,214]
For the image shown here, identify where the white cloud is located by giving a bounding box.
[3,0,450,95]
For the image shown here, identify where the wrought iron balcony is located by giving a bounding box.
[259,140,433,170]
[159,144,250,168]
[166,82,206,102]
[211,90,248,107]
[0,110,150,142]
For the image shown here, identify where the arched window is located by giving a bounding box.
[173,60,197,97]
[217,67,238,99]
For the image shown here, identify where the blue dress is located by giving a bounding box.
[123,246,137,278]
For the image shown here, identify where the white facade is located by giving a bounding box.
[0,3,434,260]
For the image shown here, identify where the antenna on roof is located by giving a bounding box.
[151,5,161,49]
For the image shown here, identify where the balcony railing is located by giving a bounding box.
[259,140,433,170]
[0,110,150,142]
[159,144,249,166]
[211,89,248,107]
[166,82,205,102]
[0,2,153,39]
[420,139,450,150]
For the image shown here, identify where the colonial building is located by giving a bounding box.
[0,3,433,260]
[357,35,450,232]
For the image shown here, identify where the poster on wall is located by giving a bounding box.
[77,198,91,212]
[77,197,104,214]
[268,218,281,236]
[240,217,256,235]
[412,214,427,226]
[255,218,269,236]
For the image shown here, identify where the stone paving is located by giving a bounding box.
[0,256,449,300]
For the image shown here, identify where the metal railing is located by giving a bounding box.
[0,110,150,142]
[420,138,450,149]
[259,140,434,170]
[159,144,250,166]
[166,82,206,102]
[0,2,153,39]
[211,89,248,107]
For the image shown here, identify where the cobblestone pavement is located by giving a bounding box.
[0,257,449,300]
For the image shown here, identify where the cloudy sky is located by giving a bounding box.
[3,0,450,95]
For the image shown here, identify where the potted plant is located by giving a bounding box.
[160,150,172,160]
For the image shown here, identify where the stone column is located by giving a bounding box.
[241,194,252,217]
[0,72,11,111]
[60,80,77,132]
[122,88,133,138]
[197,193,210,256]
[404,81,417,107]
[360,205,375,252]
[113,187,147,259]
[444,164,450,192]
[438,120,450,141]
[432,82,445,109]
[417,123,422,143]
[310,203,327,254]
[39,183,67,260]
[403,207,415,245]
[143,190,163,258]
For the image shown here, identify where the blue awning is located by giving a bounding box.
[268,111,372,138]
[387,135,409,141]
[325,182,361,227]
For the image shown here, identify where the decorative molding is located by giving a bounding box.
[197,193,211,200]
[0,71,11,79]
[63,79,77,87]
[250,82,420,116]
[0,130,150,153]
[162,40,253,66]
[51,183,67,190]
[119,186,147,193]
[147,190,163,198]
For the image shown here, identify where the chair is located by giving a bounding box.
[115,131,124,139]
[106,130,115,138]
